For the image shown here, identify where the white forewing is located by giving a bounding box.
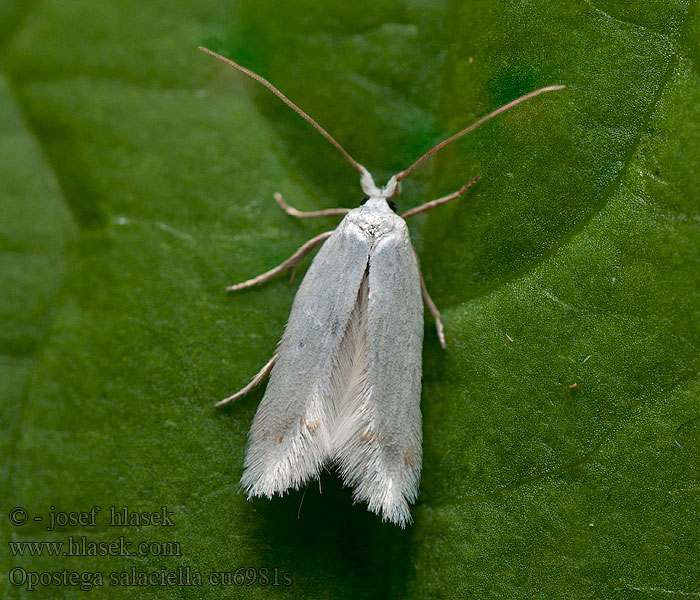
[330,212,423,527]
[241,212,371,497]
[241,198,423,527]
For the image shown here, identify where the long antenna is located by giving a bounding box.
[396,85,566,181]
[199,46,364,174]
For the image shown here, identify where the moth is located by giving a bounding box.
[200,46,563,526]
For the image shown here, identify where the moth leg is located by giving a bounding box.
[226,230,333,291]
[418,268,447,350]
[216,354,276,407]
[274,192,350,219]
[401,176,481,219]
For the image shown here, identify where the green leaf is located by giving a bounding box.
[1,0,698,598]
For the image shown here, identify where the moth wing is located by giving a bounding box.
[241,216,371,498]
[331,220,424,527]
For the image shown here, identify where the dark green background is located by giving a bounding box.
[1,0,698,598]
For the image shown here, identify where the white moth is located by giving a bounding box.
[200,46,563,527]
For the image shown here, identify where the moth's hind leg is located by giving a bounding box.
[217,355,276,406]
[418,269,447,350]
[403,176,482,349]
[274,192,350,219]
[221,196,343,405]
[226,230,333,291]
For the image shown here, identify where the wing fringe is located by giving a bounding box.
[329,273,416,527]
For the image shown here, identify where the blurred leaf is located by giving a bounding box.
[1,0,698,598]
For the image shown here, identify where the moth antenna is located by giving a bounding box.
[396,84,566,181]
[199,46,365,175]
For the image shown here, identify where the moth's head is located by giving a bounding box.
[359,166,401,213]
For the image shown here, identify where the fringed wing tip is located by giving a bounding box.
[244,473,415,527]
[241,463,320,501]
[355,489,414,528]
